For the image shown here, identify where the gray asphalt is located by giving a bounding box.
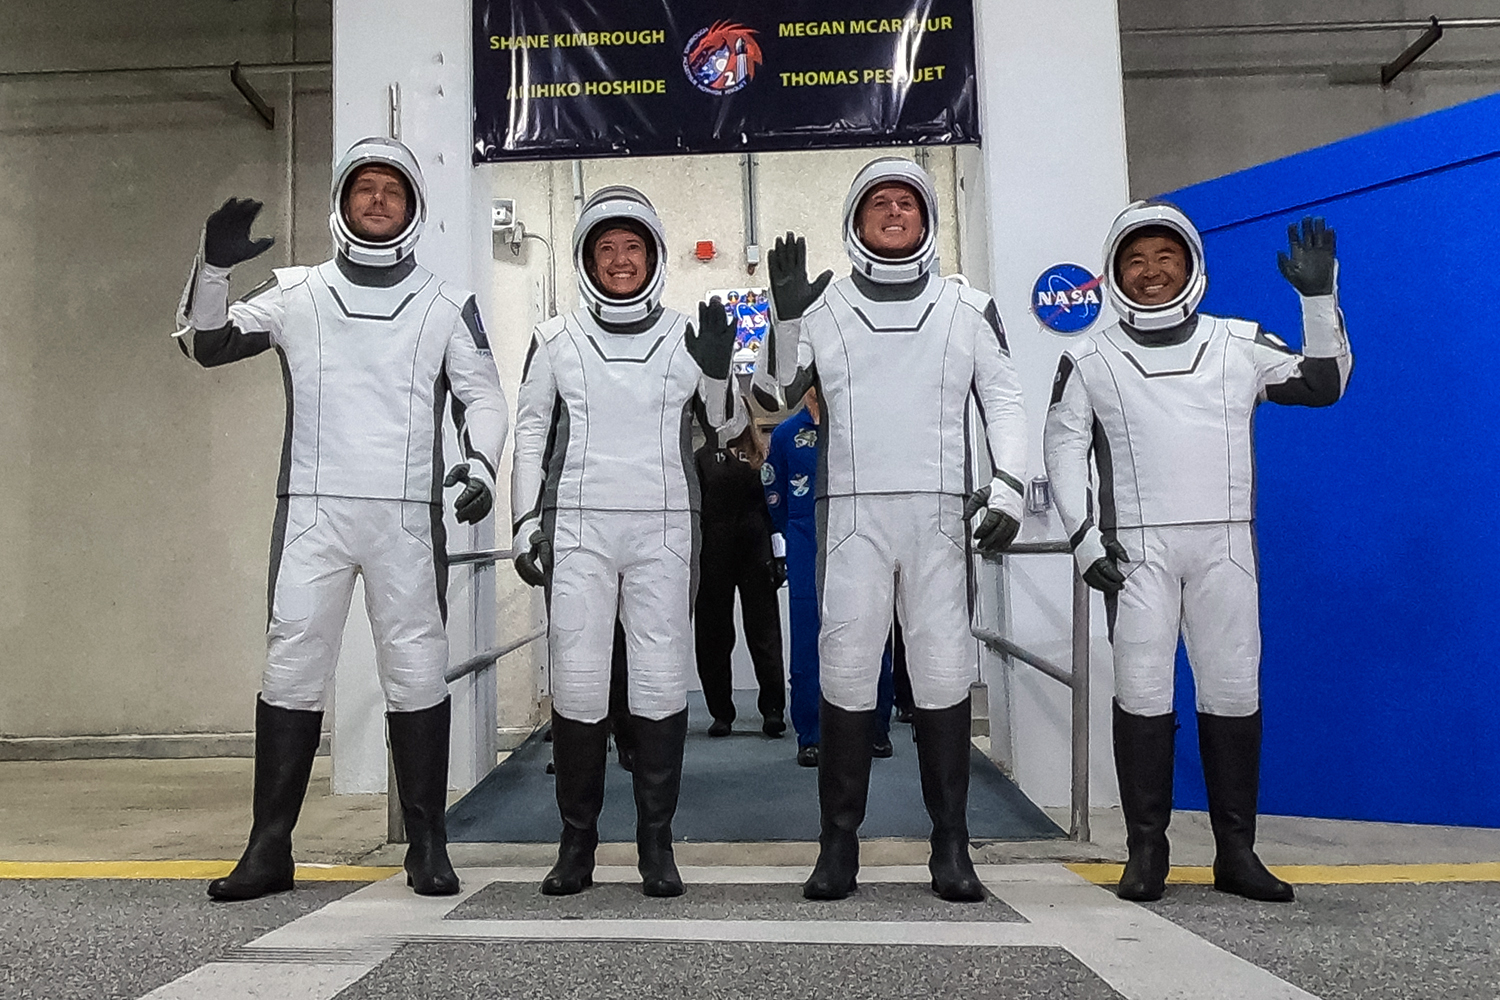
[332,941,1123,1000]
[447,880,1024,922]
[1148,882,1500,1000]
[0,879,363,1000]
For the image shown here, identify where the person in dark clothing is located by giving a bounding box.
[694,424,787,738]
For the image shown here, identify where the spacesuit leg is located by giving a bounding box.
[1106,527,1184,902]
[619,511,696,897]
[1181,523,1291,902]
[263,496,360,712]
[805,497,892,901]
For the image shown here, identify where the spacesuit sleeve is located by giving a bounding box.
[1043,353,1107,570]
[970,300,1028,510]
[698,374,748,441]
[173,257,284,367]
[445,296,510,493]
[510,330,557,545]
[1256,293,1353,407]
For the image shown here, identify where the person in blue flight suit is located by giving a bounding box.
[763,383,895,767]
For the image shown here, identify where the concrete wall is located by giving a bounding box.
[1120,0,1500,196]
[0,0,333,742]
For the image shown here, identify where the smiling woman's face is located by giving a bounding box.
[589,227,650,298]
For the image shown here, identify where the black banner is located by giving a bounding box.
[472,1,978,162]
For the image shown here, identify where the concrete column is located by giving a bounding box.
[972,0,1131,808]
[330,0,495,793]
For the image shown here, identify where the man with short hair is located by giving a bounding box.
[1044,203,1352,904]
[174,137,508,902]
[511,185,742,899]
[755,158,1027,903]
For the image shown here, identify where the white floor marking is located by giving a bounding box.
[136,865,1324,1000]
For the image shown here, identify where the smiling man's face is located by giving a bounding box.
[856,181,926,259]
[343,164,410,242]
[1117,231,1189,307]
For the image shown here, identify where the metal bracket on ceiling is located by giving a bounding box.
[1381,16,1444,86]
[230,61,275,129]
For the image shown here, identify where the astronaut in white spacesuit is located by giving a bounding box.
[753,158,1028,903]
[1043,203,1351,903]
[175,137,509,901]
[511,186,742,898]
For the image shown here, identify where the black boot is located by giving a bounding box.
[803,700,874,901]
[1198,711,1294,903]
[914,697,984,902]
[543,711,609,895]
[388,697,460,896]
[1112,702,1175,902]
[208,697,322,901]
[631,709,689,897]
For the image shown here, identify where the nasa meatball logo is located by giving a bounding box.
[1033,263,1103,335]
[683,22,763,95]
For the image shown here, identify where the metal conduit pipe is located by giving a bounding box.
[0,60,330,80]
[1123,17,1500,38]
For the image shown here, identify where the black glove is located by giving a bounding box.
[688,297,736,380]
[1276,216,1336,297]
[203,197,276,269]
[514,529,553,588]
[443,464,493,524]
[961,484,1021,554]
[768,231,834,321]
[1082,538,1130,595]
[768,556,788,589]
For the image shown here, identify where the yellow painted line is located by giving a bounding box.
[1068,862,1500,886]
[0,861,401,881]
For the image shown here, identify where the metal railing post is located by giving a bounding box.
[1070,570,1091,843]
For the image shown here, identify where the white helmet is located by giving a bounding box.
[1102,200,1207,332]
[329,137,426,268]
[573,185,668,325]
[843,157,939,284]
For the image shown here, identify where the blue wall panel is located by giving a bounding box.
[1160,92,1500,827]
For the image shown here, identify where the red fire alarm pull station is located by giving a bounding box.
[695,240,716,261]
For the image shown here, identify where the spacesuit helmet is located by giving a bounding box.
[574,185,668,325]
[329,137,427,268]
[1103,200,1208,332]
[842,157,939,284]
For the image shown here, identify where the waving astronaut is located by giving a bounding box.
[752,158,1028,903]
[175,137,508,902]
[1043,203,1352,904]
[510,185,743,899]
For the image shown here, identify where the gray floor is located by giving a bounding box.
[330,941,1124,1000]
[0,879,361,1000]
[1151,882,1500,1000]
[447,880,1025,922]
[446,691,1063,843]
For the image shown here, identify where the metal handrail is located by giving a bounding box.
[445,628,547,684]
[972,542,1092,843]
[447,548,514,567]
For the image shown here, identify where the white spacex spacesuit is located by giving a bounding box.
[1043,202,1352,719]
[511,186,743,726]
[176,138,509,715]
[754,159,1027,714]
[754,158,1026,904]
[1043,201,1351,905]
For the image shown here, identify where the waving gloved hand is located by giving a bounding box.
[1079,536,1130,594]
[961,478,1023,554]
[513,523,553,588]
[687,297,736,380]
[203,197,276,269]
[768,232,834,321]
[1276,216,1337,297]
[443,463,493,525]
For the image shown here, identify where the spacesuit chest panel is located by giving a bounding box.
[811,278,970,497]
[551,309,701,513]
[276,262,452,502]
[1090,316,1260,527]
